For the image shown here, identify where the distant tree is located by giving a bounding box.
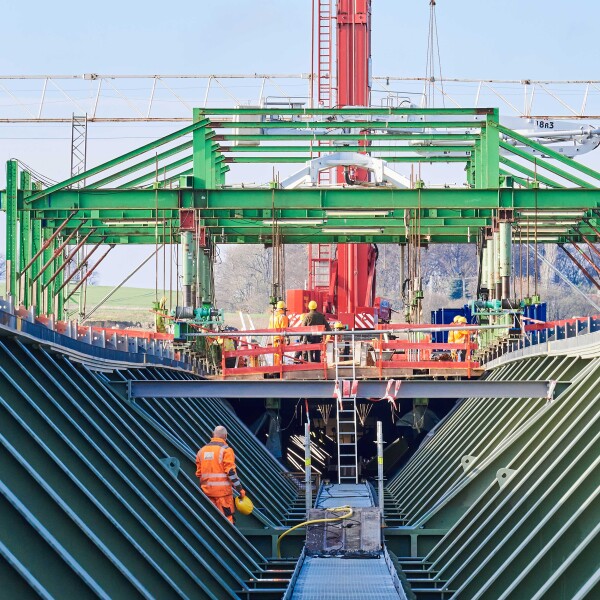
[214,244,306,313]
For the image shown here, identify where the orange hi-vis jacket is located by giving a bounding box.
[196,437,242,498]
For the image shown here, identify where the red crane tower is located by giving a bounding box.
[302,0,384,329]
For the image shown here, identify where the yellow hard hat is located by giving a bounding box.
[235,495,254,515]
[276,300,286,310]
[333,321,344,330]
[308,300,318,310]
[454,315,467,324]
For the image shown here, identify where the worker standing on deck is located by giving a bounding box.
[448,315,469,362]
[332,321,350,360]
[196,426,245,524]
[268,300,289,366]
[301,300,331,363]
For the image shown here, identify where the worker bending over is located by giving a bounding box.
[268,300,289,366]
[301,300,331,363]
[448,315,469,361]
[196,426,245,524]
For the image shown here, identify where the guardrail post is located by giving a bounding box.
[305,422,312,515]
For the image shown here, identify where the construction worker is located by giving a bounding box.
[301,300,331,363]
[332,321,350,360]
[268,300,289,366]
[448,315,469,361]
[154,296,168,333]
[196,426,245,524]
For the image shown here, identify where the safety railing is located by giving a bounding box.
[0,298,195,371]
[479,314,600,364]
[218,323,481,379]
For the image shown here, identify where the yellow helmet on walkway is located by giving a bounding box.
[453,315,467,324]
[235,495,254,515]
[308,300,318,310]
[276,300,286,310]
[333,321,345,330]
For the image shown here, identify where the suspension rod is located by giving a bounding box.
[31,223,85,284]
[18,211,77,280]
[62,245,116,301]
[55,236,107,293]
[41,228,97,289]
[558,244,600,290]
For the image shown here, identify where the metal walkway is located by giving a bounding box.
[290,555,405,599]
[285,484,406,599]
[315,483,375,509]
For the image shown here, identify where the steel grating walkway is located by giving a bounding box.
[290,556,404,599]
[315,483,374,509]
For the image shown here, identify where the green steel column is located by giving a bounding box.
[198,248,213,304]
[54,247,64,319]
[5,160,18,298]
[499,221,512,299]
[205,142,219,189]
[19,171,32,308]
[477,111,501,188]
[41,229,56,315]
[494,229,501,299]
[487,235,496,299]
[216,159,227,187]
[182,231,195,307]
[481,245,489,294]
[192,109,211,189]
[31,207,42,313]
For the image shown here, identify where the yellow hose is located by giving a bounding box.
[276,505,354,558]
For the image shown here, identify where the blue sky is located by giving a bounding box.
[2,0,600,289]
[3,1,599,79]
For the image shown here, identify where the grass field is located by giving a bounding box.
[1,283,270,329]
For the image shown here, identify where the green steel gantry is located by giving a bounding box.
[4,106,600,318]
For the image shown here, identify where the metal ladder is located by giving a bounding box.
[335,333,359,484]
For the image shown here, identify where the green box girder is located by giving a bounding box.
[8,187,600,244]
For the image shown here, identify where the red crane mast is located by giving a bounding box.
[303,0,381,329]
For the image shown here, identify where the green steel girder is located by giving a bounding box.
[8,187,600,244]
[209,120,485,130]
[198,107,496,116]
[214,133,479,142]
[223,155,469,163]
[86,140,193,190]
[20,187,600,212]
[217,144,472,153]
[25,118,210,203]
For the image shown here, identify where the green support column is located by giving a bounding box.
[5,160,18,299]
[31,201,43,313]
[192,109,211,189]
[19,171,32,308]
[54,248,64,319]
[41,229,56,315]
[181,231,195,307]
[499,221,512,299]
[198,247,213,304]
[476,110,500,188]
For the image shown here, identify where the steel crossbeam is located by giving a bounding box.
[127,379,559,400]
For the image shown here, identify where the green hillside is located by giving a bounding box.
[1,283,269,329]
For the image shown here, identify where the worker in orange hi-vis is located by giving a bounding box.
[448,315,470,362]
[196,426,245,524]
[268,300,289,366]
